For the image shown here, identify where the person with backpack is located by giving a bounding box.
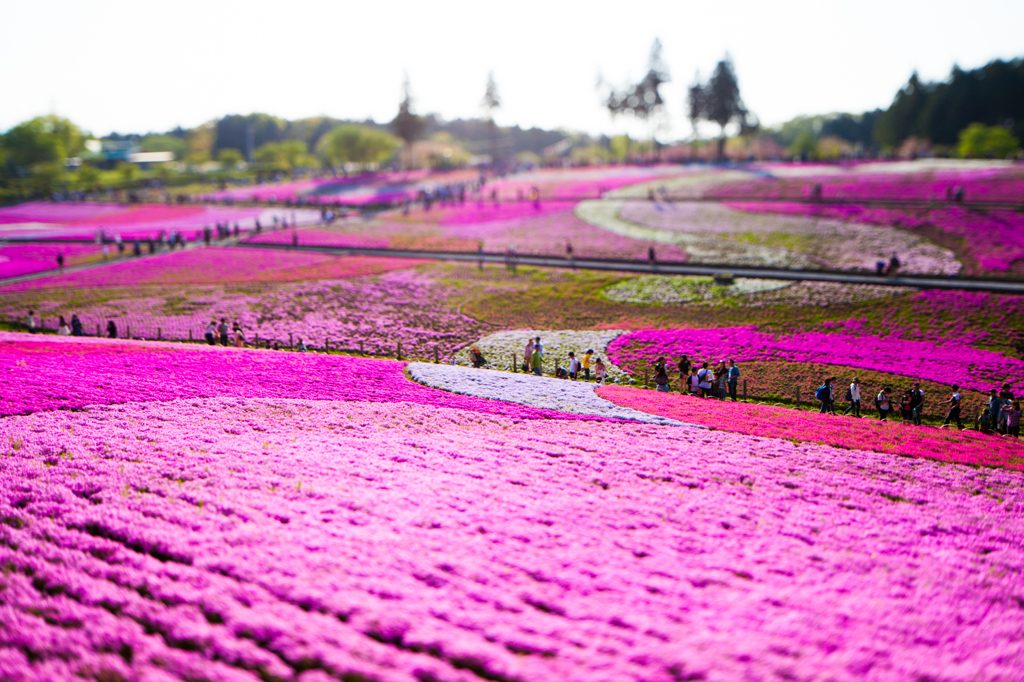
[568,352,581,380]
[816,378,833,414]
[942,385,963,429]
[843,378,861,417]
[909,383,925,425]
[876,386,892,421]
[697,363,713,398]
[899,389,914,423]
[654,357,670,392]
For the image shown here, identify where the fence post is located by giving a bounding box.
[360,340,364,355]
[743,379,748,402]
[126,324,130,339]
[796,387,801,410]
[397,341,402,361]
[511,353,515,372]
[189,329,193,342]
[96,323,100,337]
[255,333,260,348]
[435,347,440,364]
[325,337,330,352]
[289,332,293,349]
[158,327,162,340]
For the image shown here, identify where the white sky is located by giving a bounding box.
[2,0,1023,140]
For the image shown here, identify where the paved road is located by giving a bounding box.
[237,242,1024,294]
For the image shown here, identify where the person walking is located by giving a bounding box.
[817,378,832,414]
[530,344,543,376]
[654,357,670,392]
[727,360,740,401]
[843,378,862,417]
[594,357,607,385]
[534,337,543,357]
[909,382,924,425]
[233,323,245,348]
[581,349,593,381]
[876,386,892,421]
[205,320,217,346]
[942,385,963,429]
[1005,401,1022,437]
[218,318,229,346]
[70,314,83,337]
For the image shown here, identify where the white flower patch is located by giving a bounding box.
[604,275,793,304]
[408,363,688,426]
[453,329,630,383]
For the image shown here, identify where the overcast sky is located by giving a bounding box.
[2,0,1022,140]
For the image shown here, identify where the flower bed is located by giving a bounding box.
[616,201,960,274]
[0,332,590,421]
[452,329,629,382]
[0,243,105,279]
[0,247,419,292]
[1,395,1022,680]
[408,362,681,425]
[0,203,320,240]
[598,385,1023,469]
[609,326,1024,395]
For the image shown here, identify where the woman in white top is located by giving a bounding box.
[843,378,861,417]
[57,316,71,336]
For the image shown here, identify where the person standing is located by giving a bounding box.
[70,314,83,337]
[581,349,593,381]
[218,318,229,346]
[678,355,691,392]
[817,378,832,414]
[697,362,712,398]
[942,385,963,429]
[1006,401,1022,438]
[594,357,607,385]
[106,320,117,339]
[568,352,581,380]
[988,389,1002,433]
[233,323,245,348]
[688,367,701,396]
[727,360,740,401]
[57,316,71,336]
[56,253,64,272]
[523,339,535,373]
[531,345,543,376]
[909,383,925,425]
[876,386,892,421]
[654,357,670,392]
[843,378,862,417]
[534,337,543,357]
[26,310,38,333]
[205,321,216,346]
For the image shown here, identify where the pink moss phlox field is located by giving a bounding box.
[598,385,1024,470]
[609,327,1024,395]
[0,243,104,279]
[0,203,319,241]
[245,229,389,249]
[1,398,1022,680]
[726,200,1024,272]
[0,247,418,291]
[0,333,589,421]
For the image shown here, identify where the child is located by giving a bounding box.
[581,349,593,381]
[594,357,607,385]
[1005,401,1021,438]
[567,352,580,380]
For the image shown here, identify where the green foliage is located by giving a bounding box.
[117,162,138,184]
[957,123,1019,159]
[317,125,398,167]
[253,140,312,170]
[2,115,84,169]
[75,164,101,191]
[788,131,817,159]
[216,148,244,169]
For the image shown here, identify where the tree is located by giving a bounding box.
[139,134,187,160]
[698,56,756,160]
[686,73,707,144]
[2,115,84,169]
[254,140,313,170]
[391,75,425,169]
[957,123,1019,159]
[605,39,670,126]
[217,148,244,170]
[317,125,399,168]
[481,72,502,165]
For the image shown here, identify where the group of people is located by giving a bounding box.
[205,318,246,348]
[671,357,742,399]
[814,376,1020,435]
